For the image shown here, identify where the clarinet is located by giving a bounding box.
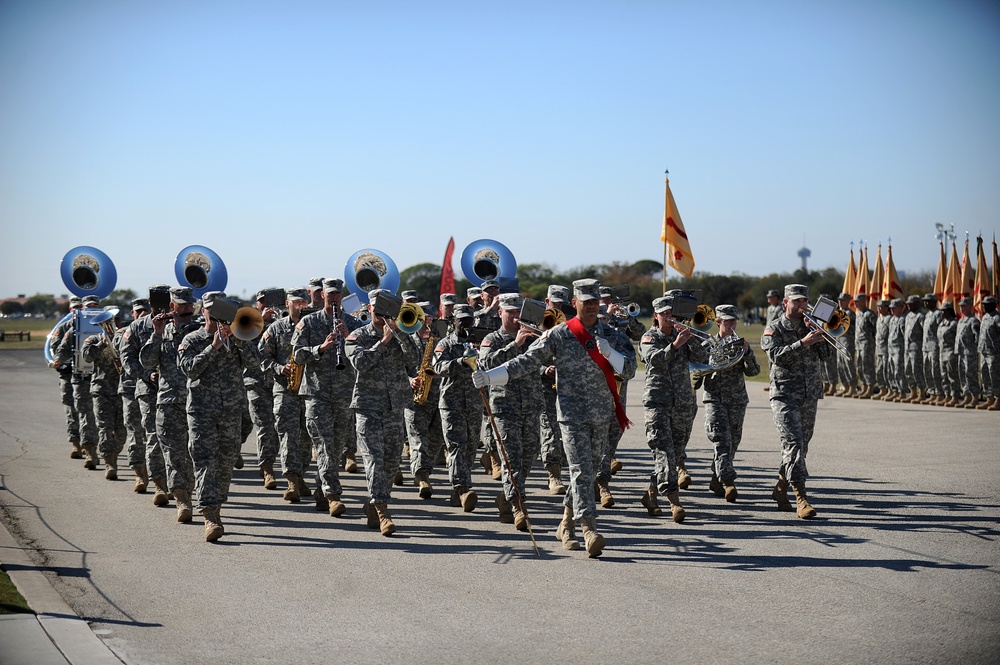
[333,303,346,370]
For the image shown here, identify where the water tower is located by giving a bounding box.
[797,246,811,271]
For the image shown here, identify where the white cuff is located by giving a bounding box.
[606,348,625,374]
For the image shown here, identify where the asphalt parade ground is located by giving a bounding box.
[1,348,997,664]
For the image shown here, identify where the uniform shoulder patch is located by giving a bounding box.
[262,331,270,340]
[123,330,131,340]
[345,331,360,342]
[295,321,305,330]
[480,338,493,348]
[763,327,773,337]
[641,333,653,344]
[434,341,447,353]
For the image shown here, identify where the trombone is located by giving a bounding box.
[803,307,852,360]
[666,317,715,342]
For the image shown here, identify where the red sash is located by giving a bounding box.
[566,317,631,432]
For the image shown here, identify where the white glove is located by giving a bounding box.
[472,366,509,389]
[596,337,611,357]
[597,338,626,374]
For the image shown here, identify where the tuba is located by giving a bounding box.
[47,247,118,366]
[344,249,400,304]
[175,246,228,298]
[90,309,123,374]
[460,239,517,287]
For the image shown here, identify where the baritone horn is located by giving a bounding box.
[344,249,400,304]
[232,306,265,341]
[175,246,228,298]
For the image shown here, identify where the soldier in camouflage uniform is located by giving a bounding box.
[346,289,421,536]
[478,293,543,531]
[54,296,101,470]
[117,299,150,490]
[432,305,483,513]
[765,289,782,328]
[902,295,926,403]
[637,295,709,522]
[439,293,457,335]
[920,294,944,404]
[466,286,483,310]
[80,308,126,481]
[259,287,313,502]
[599,285,644,479]
[474,279,636,558]
[760,284,830,519]
[178,292,251,542]
[820,294,840,397]
[834,293,858,396]
[236,289,281,490]
[701,304,760,503]
[49,296,83,459]
[955,297,981,408]
[977,296,999,410]
[853,294,877,399]
[290,278,363,516]
[539,285,571,496]
[121,284,171,504]
[885,298,908,402]
[404,303,445,500]
[937,303,960,406]
[140,287,200,523]
[872,299,892,399]
[473,279,503,479]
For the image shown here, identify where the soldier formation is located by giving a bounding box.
[47,277,997,557]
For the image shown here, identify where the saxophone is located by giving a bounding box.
[413,332,438,404]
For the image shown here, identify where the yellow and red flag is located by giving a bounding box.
[882,243,902,302]
[661,177,695,278]
[933,241,947,302]
[944,241,962,310]
[958,236,972,300]
[842,245,857,310]
[855,243,870,302]
[974,235,992,314]
[870,242,885,301]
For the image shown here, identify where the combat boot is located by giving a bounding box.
[640,485,662,516]
[987,398,999,411]
[976,396,995,410]
[545,463,566,495]
[374,502,395,536]
[964,395,979,409]
[344,453,359,473]
[295,474,310,498]
[665,491,685,523]
[458,486,477,512]
[495,493,514,524]
[282,473,301,503]
[259,461,278,490]
[313,487,329,512]
[203,508,224,542]
[82,444,99,470]
[944,395,958,407]
[479,451,492,475]
[173,488,193,523]
[69,438,83,459]
[792,484,817,519]
[555,506,580,551]
[489,451,503,481]
[327,494,346,517]
[362,501,380,529]
[152,477,170,506]
[823,383,834,396]
[133,465,148,493]
[677,464,692,490]
[596,479,615,508]
[511,499,529,532]
[414,469,433,499]
[609,458,623,475]
[103,455,118,481]
[233,454,244,469]
[771,475,794,512]
[709,473,725,498]
[580,516,605,558]
[393,470,404,486]
[723,481,738,503]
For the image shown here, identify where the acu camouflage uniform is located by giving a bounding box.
[432,331,484,490]
[54,323,97,451]
[701,337,760,484]
[405,332,445,478]
[874,310,891,392]
[81,333,126,462]
[122,315,166,480]
[597,325,637,484]
[937,315,960,399]
[49,316,80,446]
[887,312,908,394]
[979,309,999,399]
[904,307,925,392]
[922,307,944,397]
[854,305,877,387]
[115,325,146,469]
[955,313,981,398]
[241,330,278,470]
[260,316,311,479]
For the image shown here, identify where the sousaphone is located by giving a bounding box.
[344,249,400,304]
[175,246,228,298]
[460,239,517,287]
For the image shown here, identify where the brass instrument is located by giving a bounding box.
[692,304,716,332]
[232,307,265,341]
[689,335,747,379]
[91,309,122,375]
[823,307,851,337]
[804,304,852,360]
[413,328,438,405]
[175,245,227,298]
[286,356,304,393]
[667,317,715,342]
[397,303,426,335]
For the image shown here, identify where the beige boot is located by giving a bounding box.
[133,465,148,493]
[640,485,662,516]
[294,474,310,498]
[771,475,794,512]
[723,481,738,503]
[858,384,872,399]
[489,451,502,481]
[596,479,615,508]
[580,516,605,558]
[283,473,301,503]
[82,444,99,470]
[708,473,725,498]
[313,487,329,512]
[495,493,514,524]
[327,494,346,517]
[665,491,685,523]
[792,484,817,519]
[260,461,278,490]
[458,486,478,512]
[511,499,529,533]
[545,463,566,495]
[414,469,433,499]
[374,502,395,536]
[677,464,691,490]
[203,508,224,542]
[609,458,623,475]
[479,451,492,475]
[69,439,83,459]
[963,394,978,409]
[173,488,193,523]
[555,506,580,551]
[362,500,380,529]
[344,453,359,473]
[987,398,999,411]
[103,455,118,480]
[976,396,995,410]
[152,477,170,506]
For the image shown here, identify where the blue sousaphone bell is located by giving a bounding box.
[175,245,228,298]
[460,239,517,288]
[344,248,400,304]
[59,246,118,299]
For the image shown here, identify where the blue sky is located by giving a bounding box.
[1,0,998,299]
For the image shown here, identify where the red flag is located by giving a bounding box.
[661,177,695,278]
[440,236,456,298]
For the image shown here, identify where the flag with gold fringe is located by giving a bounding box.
[959,237,972,301]
[855,243,870,302]
[933,241,947,303]
[842,244,857,310]
[882,243,902,302]
[974,235,991,314]
[944,241,962,311]
[661,177,695,278]
[870,242,884,301]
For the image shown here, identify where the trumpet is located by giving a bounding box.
[803,308,852,360]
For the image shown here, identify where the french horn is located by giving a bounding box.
[60,246,118,298]
[175,246,227,298]
[344,249,400,304]
[460,239,517,287]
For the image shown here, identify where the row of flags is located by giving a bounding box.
[842,235,998,315]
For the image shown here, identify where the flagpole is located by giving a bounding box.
[662,169,668,294]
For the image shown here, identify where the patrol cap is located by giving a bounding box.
[498,293,524,310]
[401,290,419,301]
[905,295,921,305]
[285,287,308,302]
[149,283,171,292]
[715,304,738,321]
[201,291,226,306]
[467,287,482,299]
[922,293,937,302]
[573,279,601,302]
[855,293,869,301]
[784,284,809,300]
[890,298,905,308]
[367,288,390,301]
[599,286,613,298]
[418,301,437,317]
[941,301,955,311]
[664,289,683,297]
[547,285,570,303]
[983,296,997,305]
[170,286,196,304]
[131,298,150,311]
[454,304,474,319]
[877,299,890,307]
[766,289,780,298]
[959,296,973,305]
[308,277,324,290]
[838,292,851,300]
[322,278,344,293]
[68,296,82,307]
[82,295,101,306]
[480,279,500,291]
[652,296,672,313]
[439,293,456,305]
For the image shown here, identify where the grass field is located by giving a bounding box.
[0,568,32,615]
[0,317,55,350]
